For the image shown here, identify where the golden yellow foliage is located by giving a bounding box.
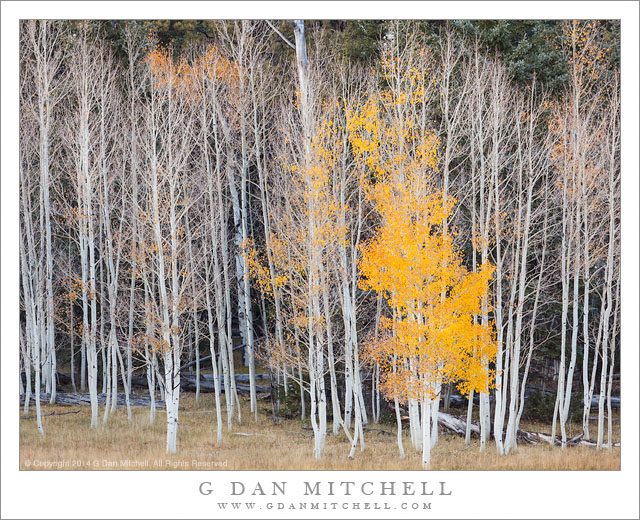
[360,182,496,402]
[351,77,497,403]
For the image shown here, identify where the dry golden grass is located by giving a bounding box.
[20,393,620,471]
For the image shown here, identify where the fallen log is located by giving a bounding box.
[433,412,620,447]
[29,371,271,395]
[20,392,166,408]
[179,374,269,394]
[437,411,480,436]
[363,427,393,436]
[58,372,269,394]
[21,410,81,419]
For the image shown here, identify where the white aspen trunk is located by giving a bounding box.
[561,199,581,441]
[354,338,365,452]
[371,295,382,424]
[466,102,479,447]
[581,190,591,440]
[347,325,364,459]
[421,397,432,469]
[99,229,107,397]
[238,54,258,420]
[80,238,86,393]
[431,388,441,449]
[34,331,44,435]
[167,189,182,455]
[102,324,112,421]
[410,398,422,451]
[586,292,603,438]
[69,29,99,428]
[143,285,156,424]
[68,243,77,392]
[327,332,341,436]
[204,242,224,445]
[408,398,416,449]
[515,184,548,438]
[348,382,362,460]
[321,266,341,435]
[597,311,609,450]
[356,369,368,426]
[29,21,57,406]
[203,108,234,427]
[226,148,249,351]
[317,312,328,456]
[79,223,91,418]
[297,356,305,421]
[224,24,256,418]
[308,267,327,459]
[87,150,99,430]
[336,164,362,432]
[597,114,618,450]
[214,242,233,430]
[490,79,506,454]
[149,94,177,451]
[115,341,131,419]
[21,326,32,416]
[109,331,117,416]
[375,364,381,423]
[479,390,491,451]
[372,298,381,425]
[149,357,157,424]
[341,267,354,430]
[80,333,86,391]
[186,219,200,403]
[553,152,571,446]
[471,48,494,454]
[164,354,179,454]
[19,166,31,395]
[194,328,200,403]
[240,191,257,419]
[214,118,241,425]
[124,38,140,402]
[126,246,137,404]
[394,397,405,457]
[308,320,320,459]
[465,391,474,445]
[606,281,619,449]
[349,201,366,431]
[19,326,26,397]
[98,57,129,421]
[294,19,329,459]
[505,112,534,453]
[598,82,619,449]
[19,208,37,421]
[104,329,118,422]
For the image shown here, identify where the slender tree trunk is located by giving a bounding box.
[421,397,432,469]
[204,241,223,445]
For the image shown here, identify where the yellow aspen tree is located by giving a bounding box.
[347,53,497,465]
[360,177,496,468]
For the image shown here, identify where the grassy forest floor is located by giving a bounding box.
[19,391,620,471]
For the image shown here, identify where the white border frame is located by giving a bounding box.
[2,2,638,519]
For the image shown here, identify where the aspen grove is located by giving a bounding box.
[19,20,620,466]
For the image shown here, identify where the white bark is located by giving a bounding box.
[204,241,224,445]
[421,397,432,469]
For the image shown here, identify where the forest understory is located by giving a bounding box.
[20,385,620,471]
